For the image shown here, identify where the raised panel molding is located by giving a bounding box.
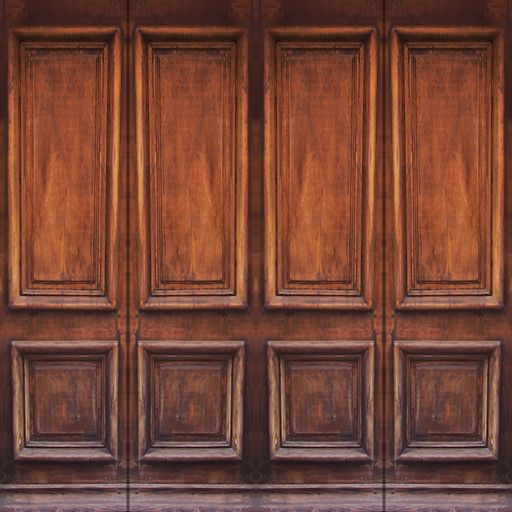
[392,27,504,309]
[138,340,245,461]
[264,27,377,309]
[268,340,374,461]
[8,27,121,309]
[135,27,248,309]
[394,340,500,462]
[11,340,118,461]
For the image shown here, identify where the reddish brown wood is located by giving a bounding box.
[0,0,511,509]
[8,27,121,309]
[264,27,377,309]
[11,340,119,461]
[135,27,248,309]
[393,340,500,462]
[268,340,374,461]
[391,27,504,309]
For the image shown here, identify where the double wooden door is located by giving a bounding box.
[0,0,511,510]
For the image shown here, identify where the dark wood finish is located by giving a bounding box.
[391,27,504,309]
[135,27,248,309]
[394,340,500,461]
[11,340,119,462]
[264,27,377,309]
[137,340,244,461]
[8,27,121,309]
[268,340,374,461]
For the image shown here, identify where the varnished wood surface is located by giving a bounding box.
[135,26,248,309]
[264,27,377,309]
[0,0,511,510]
[391,26,504,309]
[8,26,121,309]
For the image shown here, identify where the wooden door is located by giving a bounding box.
[128,0,384,508]
[0,0,129,509]
[0,0,511,511]
[385,0,512,509]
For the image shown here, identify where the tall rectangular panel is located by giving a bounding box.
[8,27,121,309]
[264,27,376,309]
[392,27,504,309]
[136,27,248,309]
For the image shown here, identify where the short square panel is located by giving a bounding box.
[394,340,500,461]
[138,340,244,461]
[11,340,118,461]
[268,340,374,461]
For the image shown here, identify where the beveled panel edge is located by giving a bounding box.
[135,27,248,310]
[391,26,504,310]
[267,340,375,461]
[393,339,501,462]
[263,26,377,311]
[137,340,245,461]
[7,26,121,310]
[11,339,119,462]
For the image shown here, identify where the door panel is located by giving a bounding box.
[135,27,248,309]
[12,340,119,462]
[264,27,377,309]
[393,340,500,462]
[268,340,374,461]
[8,26,121,309]
[129,0,253,488]
[391,26,504,309]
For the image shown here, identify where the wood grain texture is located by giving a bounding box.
[264,27,376,309]
[11,340,118,461]
[391,27,504,309]
[8,27,121,309]
[135,27,248,309]
[268,340,374,461]
[394,340,500,461]
[138,340,244,461]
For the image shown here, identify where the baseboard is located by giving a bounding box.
[1,483,511,512]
